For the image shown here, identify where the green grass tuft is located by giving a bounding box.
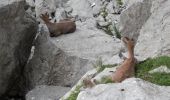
[113,24,121,39]
[100,76,113,84]
[66,85,82,100]
[116,0,123,6]
[97,64,117,73]
[135,56,170,86]
[100,7,108,21]
[104,25,114,36]
[92,58,117,73]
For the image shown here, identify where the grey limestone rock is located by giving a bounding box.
[0,0,38,97]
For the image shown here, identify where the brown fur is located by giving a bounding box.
[112,37,136,83]
[40,13,76,37]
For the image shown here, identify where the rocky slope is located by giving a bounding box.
[60,0,170,100]
[0,0,170,100]
[25,0,124,98]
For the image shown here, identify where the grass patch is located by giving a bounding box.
[92,57,117,73]
[100,6,108,21]
[97,5,122,39]
[100,76,113,84]
[104,24,114,36]
[66,85,82,100]
[113,24,121,39]
[93,58,117,73]
[116,0,123,6]
[135,56,170,86]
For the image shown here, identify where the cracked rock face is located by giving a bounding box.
[0,0,38,97]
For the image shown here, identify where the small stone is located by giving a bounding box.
[120,89,125,91]
[149,65,170,74]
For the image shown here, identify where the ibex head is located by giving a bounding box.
[40,12,50,23]
[122,37,135,49]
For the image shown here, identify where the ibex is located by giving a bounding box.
[82,37,137,88]
[112,37,136,82]
[40,13,76,37]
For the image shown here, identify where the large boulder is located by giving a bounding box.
[77,78,170,100]
[119,0,152,41]
[0,0,38,97]
[135,0,170,60]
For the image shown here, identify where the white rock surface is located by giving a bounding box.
[149,65,170,74]
[68,0,93,18]
[135,0,170,60]
[77,78,170,100]
[119,0,151,42]
[60,69,97,100]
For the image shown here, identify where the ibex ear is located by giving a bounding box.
[122,37,129,43]
[125,37,129,41]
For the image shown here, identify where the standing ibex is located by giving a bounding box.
[40,13,76,37]
[112,37,136,82]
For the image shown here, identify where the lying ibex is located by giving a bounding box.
[40,13,76,37]
[112,37,137,82]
